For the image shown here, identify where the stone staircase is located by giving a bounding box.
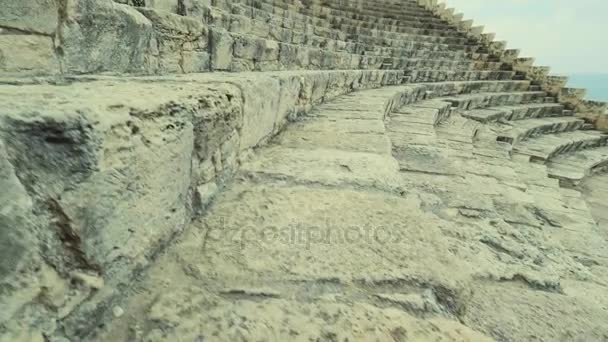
[1,0,608,341]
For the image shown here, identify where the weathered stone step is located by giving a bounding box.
[229,33,492,72]
[496,117,585,144]
[418,80,533,96]
[205,6,497,64]
[308,1,455,25]
[311,0,436,15]
[248,0,462,30]
[392,99,453,126]
[230,3,471,47]
[445,91,548,111]
[514,130,608,162]
[335,18,469,38]
[406,70,516,83]
[547,146,608,186]
[213,26,494,72]
[384,58,504,71]
[462,103,566,123]
[236,0,440,30]
[295,0,453,23]
[216,10,482,55]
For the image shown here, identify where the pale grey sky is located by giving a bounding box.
[442,0,608,75]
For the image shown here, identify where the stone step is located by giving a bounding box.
[514,130,608,162]
[334,19,469,38]
[547,146,608,186]
[312,0,437,15]
[444,91,547,111]
[216,11,482,55]
[220,28,498,73]
[205,6,499,63]
[461,103,566,123]
[246,0,464,30]
[496,117,585,144]
[295,0,454,24]
[385,58,504,71]
[392,99,453,126]
[319,6,455,27]
[418,80,533,97]
[405,70,515,83]
[230,35,491,72]
[238,0,444,30]
[327,19,473,45]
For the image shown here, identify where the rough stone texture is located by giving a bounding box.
[93,84,608,342]
[0,34,60,76]
[58,0,155,74]
[0,0,59,35]
[0,70,402,339]
[1,0,608,340]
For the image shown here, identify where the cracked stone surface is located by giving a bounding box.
[90,87,608,342]
[2,0,608,340]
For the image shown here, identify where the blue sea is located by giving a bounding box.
[567,73,608,102]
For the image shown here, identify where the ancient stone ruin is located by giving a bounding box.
[1,0,608,340]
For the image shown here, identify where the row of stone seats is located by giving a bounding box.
[302,0,456,26]
[547,147,608,187]
[179,0,512,79]
[248,0,472,44]
[207,2,477,54]
[448,81,608,187]
[114,0,517,82]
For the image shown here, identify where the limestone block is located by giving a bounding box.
[0,0,59,35]
[308,48,323,68]
[211,0,230,11]
[250,19,270,38]
[210,28,233,70]
[502,49,521,64]
[207,6,230,28]
[269,26,292,43]
[233,35,259,60]
[177,0,210,17]
[512,57,535,73]
[279,43,298,68]
[229,58,255,71]
[0,35,60,76]
[229,15,252,34]
[136,8,209,73]
[191,85,243,162]
[259,40,279,61]
[576,100,608,131]
[230,3,248,16]
[528,66,551,82]
[251,8,272,23]
[558,87,587,110]
[292,32,306,44]
[542,75,569,96]
[59,0,154,74]
[296,46,310,68]
[237,77,282,150]
[275,75,303,126]
[144,0,177,13]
